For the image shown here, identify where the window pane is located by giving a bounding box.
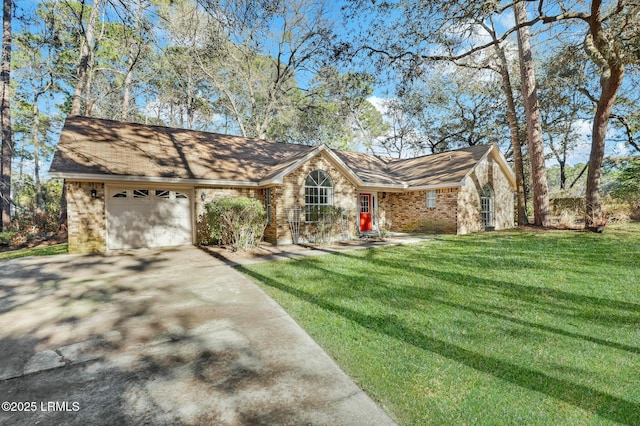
[426,190,436,208]
[304,170,333,222]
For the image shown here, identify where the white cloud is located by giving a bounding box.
[494,10,515,31]
[367,95,395,119]
[560,120,620,165]
[566,119,592,165]
[614,142,630,157]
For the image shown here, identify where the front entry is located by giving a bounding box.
[359,193,372,232]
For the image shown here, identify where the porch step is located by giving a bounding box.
[358,231,380,239]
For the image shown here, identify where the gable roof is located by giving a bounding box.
[333,144,500,188]
[50,116,515,190]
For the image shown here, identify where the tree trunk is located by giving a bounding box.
[495,43,529,225]
[1,0,12,231]
[514,1,551,227]
[585,74,624,226]
[32,100,42,210]
[70,0,102,115]
[583,0,625,228]
[122,53,134,121]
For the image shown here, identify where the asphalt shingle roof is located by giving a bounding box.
[50,116,502,188]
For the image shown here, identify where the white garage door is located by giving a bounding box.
[106,188,193,250]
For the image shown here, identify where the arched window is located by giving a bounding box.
[305,170,333,222]
[481,184,495,228]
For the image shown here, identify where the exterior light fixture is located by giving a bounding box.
[91,189,97,199]
[200,192,206,202]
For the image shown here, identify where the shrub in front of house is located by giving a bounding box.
[0,231,17,246]
[306,206,350,244]
[205,197,267,251]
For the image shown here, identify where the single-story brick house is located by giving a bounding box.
[50,116,516,253]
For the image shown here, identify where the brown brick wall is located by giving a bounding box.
[191,154,362,246]
[277,152,358,244]
[66,181,106,253]
[263,186,278,244]
[66,152,514,252]
[381,188,458,234]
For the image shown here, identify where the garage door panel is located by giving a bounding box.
[106,189,192,250]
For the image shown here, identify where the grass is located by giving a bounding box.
[240,223,640,425]
[0,243,68,261]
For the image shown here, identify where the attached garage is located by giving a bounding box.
[106,187,193,250]
[50,116,516,253]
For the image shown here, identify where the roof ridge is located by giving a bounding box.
[388,144,492,164]
[66,115,318,149]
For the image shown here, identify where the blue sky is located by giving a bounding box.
[12,0,636,179]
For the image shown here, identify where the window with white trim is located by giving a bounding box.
[426,190,437,208]
[265,188,272,224]
[304,170,333,222]
[481,184,495,228]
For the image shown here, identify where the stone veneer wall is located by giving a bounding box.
[277,152,358,244]
[380,188,458,234]
[66,181,106,253]
[457,154,515,234]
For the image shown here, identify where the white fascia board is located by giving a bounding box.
[357,183,406,192]
[321,147,364,186]
[358,182,461,192]
[261,144,364,187]
[460,145,492,184]
[52,172,259,187]
[492,146,518,189]
[258,145,325,186]
[459,144,517,190]
[408,182,463,191]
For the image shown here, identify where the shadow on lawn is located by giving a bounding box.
[435,299,640,355]
[333,246,640,320]
[239,262,640,425]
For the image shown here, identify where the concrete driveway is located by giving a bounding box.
[0,246,395,425]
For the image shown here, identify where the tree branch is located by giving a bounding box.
[610,113,640,152]
[358,15,545,66]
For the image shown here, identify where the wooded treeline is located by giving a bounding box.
[0,0,639,233]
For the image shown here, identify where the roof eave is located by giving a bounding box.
[51,172,260,187]
[460,144,517,190]
[407,182,463,191]
[357,181,462,192]
[492,145,518,189]
[262,144,364,187]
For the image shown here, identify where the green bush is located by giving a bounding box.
[205,197,267,251]
[320,205,348,242]
[0,231,16,246]
[611,160,640,207]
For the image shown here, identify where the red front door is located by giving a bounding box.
[360,193,372,231]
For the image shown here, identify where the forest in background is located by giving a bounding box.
[0,0,639,243]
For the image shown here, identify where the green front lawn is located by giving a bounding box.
[0,243,68,261]
[240,224,640,425]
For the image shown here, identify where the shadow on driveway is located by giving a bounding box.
[0,247,394,425]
